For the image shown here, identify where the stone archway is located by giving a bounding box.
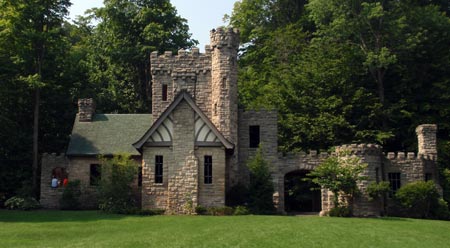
[284,170,321,213]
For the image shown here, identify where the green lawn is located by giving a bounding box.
[0,211,449,248]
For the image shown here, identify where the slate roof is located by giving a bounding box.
[67,114,152,156]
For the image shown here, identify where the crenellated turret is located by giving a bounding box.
[210,28,240,143]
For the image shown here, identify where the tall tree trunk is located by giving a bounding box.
[32,88,40,198]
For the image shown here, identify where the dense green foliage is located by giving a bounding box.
[394,181,449,219]
[230,0,450,152]
[230,0,450,208]
[247,147,275,214]
[98,154,139,213]
[2,211,450,247]
[0,0,195,200]
[59,180,81,210]
[306,150,367,211]
[367,181,390,215]
[367,181,391,201]
[81,0,197,113]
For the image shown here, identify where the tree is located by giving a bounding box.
[83,0,197,113]
[0,0,71,197]
[231,0,450,170]
[98,153,139,213]
[247,147,275,214]
[306,149,367,211]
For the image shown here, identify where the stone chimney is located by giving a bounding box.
[416,124,437,157]
[78,98,95,122]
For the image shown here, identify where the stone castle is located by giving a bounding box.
[40,28,440,216]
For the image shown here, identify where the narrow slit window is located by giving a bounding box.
[155,155,163,184]
[138,166,142,187]
[90,164,101,186]
[425,173,432,182]
[375,168,380,183]
[249,125,260,148]
[388,173,401,197]
[204,156,212,184]
[162,84,168,101]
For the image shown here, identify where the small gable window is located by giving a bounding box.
[155,155,163,184]
[162,84,168,101]
[249,125,260,148]
[388,173,401,197]
[204,155,213,184]
[90,164,101,186]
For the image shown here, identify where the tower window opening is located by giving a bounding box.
[162,84,168,101]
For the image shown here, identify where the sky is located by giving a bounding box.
[68,0,237,51]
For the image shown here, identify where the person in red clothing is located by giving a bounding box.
[63,178,68,187]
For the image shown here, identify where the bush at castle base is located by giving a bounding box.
[394,181,450,220]
[4,196,40,210]
[60,180,81,210]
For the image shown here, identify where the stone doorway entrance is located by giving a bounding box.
[284,170,321,213]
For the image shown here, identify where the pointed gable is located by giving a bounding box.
[133,91,234,150]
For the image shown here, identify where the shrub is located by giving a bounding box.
[135,209,165,216]
[394,181,444,219]
[195,206,237,216]
[367,181,390,201]
[195,205,207,215]
[247,146,275,214]
[206,206,234,216]
[434,198,450,220]
[233,205,250,215]
[4,196,40,210]
[226,183,249,207]
[60,180,82,210]
[97,154,138,213]
[328,206,351,217]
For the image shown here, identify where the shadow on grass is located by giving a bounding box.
[0,210,128,223]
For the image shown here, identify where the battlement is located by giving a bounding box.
[150,48,212,76]
[42,152,66,160]
[279,150,330,160]
[335,144,382,155]
[210,27,240,49]
[385,151,437,161]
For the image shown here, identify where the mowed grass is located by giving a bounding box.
[0,210,449,248]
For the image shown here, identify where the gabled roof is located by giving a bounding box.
[67,114,153,156]
[133,91,234,150]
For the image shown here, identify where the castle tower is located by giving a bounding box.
[416,124,437,159]
[333,144,383,216]
[210,28,240,187]
[210,28,239,144]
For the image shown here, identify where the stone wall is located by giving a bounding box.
[197,147,226,207]
[40,153,69,209]
[238,109,278,184]
[167,101,198,214]
[270,140,440,216]
[141,147,171,210]
[41,154,142,210]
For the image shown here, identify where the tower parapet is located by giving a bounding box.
[210,27,240,50]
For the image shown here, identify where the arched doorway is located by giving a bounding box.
[284,170,321,213]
